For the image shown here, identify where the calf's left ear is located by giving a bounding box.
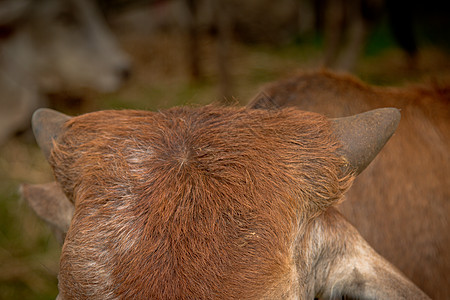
[20,182,74,244]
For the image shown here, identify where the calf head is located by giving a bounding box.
[28,106,429,299]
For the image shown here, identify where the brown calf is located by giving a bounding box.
[249,70,450,299]
[25,105,429,299]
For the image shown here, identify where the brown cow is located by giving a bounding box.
[248,70,450,299]
[24,106,430,299]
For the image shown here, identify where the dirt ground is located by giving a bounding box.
[0,15,449,299]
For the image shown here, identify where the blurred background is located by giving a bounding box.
[0,0,448,298]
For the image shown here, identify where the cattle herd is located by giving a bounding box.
[20,69,448,299]
[1,0,446,299]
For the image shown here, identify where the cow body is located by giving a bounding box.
[249,70,450,299]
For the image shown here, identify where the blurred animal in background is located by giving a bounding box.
[298,0,418,71]
[23,106,430,299]
[249,70,450,299]
[0,0,131,146]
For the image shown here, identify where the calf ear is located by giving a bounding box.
[32,108,71,160]
[310,209,430,299]
[332,108,400,175]
[20,182,74,244]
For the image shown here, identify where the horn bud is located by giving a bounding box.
[32,108,71,160]
[332,108,400,175]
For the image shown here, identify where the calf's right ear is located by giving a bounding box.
[311,209,430,299]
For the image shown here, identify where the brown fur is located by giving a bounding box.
[249,70,450,299]
[49,106,353,299]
